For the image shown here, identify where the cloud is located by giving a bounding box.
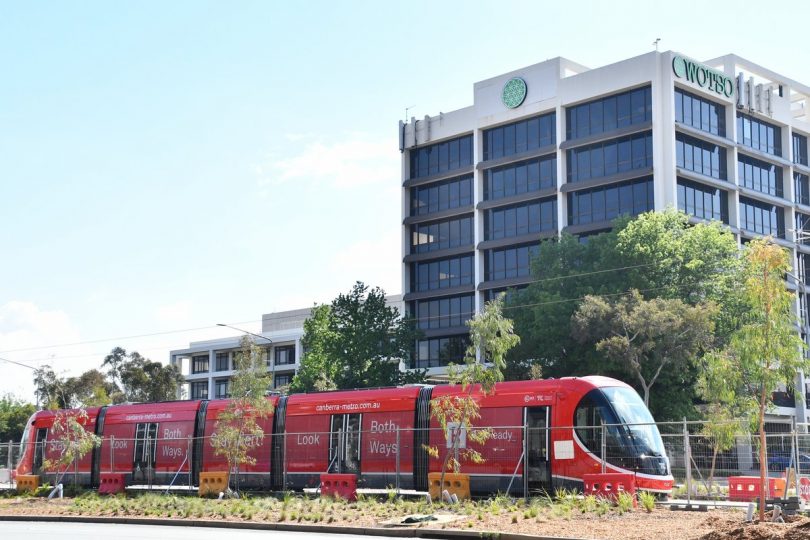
[0,301,88,401]
[259,135,399,189]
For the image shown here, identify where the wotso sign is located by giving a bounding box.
[672,55,734,98]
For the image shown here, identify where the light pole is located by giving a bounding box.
[215,323,273,344]
[0,356,40,408]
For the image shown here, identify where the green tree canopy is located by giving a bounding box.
[506,209,742,420]
[572,289,716,408]
[0,395,36,442]
[702,238,809,520]
[291,282,424,392]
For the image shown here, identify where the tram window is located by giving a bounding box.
[574,393,603,452]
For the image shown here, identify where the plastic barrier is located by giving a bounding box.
[728,476,786,501]
[427,472,471,501]
[320,474,357,502]
[98,473,126,495]
[16,474,39,494]
[799,477,810,502]
[582,473,636,505]
[199,471,229,497]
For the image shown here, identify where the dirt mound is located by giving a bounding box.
[698,516,810,540]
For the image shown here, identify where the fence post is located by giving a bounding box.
[110,436,114,473]
[600,422,606,474]
[6,440,11,470]
[683,417,692,505]
[395,427,401,495]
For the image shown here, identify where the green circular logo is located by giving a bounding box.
[672,56,687,79]
[501,77,527,109]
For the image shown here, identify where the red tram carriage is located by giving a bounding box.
[16,376,673,495]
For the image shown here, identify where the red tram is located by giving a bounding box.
[16,376,673,495]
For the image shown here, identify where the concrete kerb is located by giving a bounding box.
[0,515,587,540]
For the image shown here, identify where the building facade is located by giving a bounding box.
[399,51,810,420]
[170,296,404,399]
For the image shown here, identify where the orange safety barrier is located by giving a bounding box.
[728,476,786,501]
[583,473,636,505]
[199,471,229,497]
[98,473,126,495]
[320,473,357,502]
[16,474,39,494]
[428,472,471,501]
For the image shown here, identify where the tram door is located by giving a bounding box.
[33,428,48,475]
[133,423,158,482]
[328,414,361,474]
[524,407,550,494]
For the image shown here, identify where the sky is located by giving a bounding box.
[1,0,809,402]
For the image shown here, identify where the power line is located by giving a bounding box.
[0,356,38,370]
[0,260,672,359]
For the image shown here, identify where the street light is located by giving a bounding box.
[215,323,273,344]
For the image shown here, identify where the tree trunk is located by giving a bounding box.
[759,386,768,522]
[708,445,718,497]
[642,385,650,408]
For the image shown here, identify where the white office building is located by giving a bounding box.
[398,51,810,423]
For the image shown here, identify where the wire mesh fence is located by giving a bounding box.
[3,421,810,501]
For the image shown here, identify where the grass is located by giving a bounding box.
[6,487,659,526]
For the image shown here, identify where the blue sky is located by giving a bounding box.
[2,0,809,400]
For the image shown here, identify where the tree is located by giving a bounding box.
[210,336,274,494]
[289,304,339,393]
[507,209,742,419]
[571,289,716,407]
[426,294,520,494]
[42,408,101,486]
[0,395,36,442]
[291,282,424,392]
[117,351,184,403]
[703,238,809,520]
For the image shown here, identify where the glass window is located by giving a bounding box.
[412,254,475,292]
[274,345,296,366]
[566,132,652,183]
[566,86,651,141]
[485,198,557,240]
[215,352,229,372]
[567,177,654,226]
[413,336,469,368]
[485,244,540,281]
[675,133,727,180]
[273,373,292,389]
[410,175,473,216]
[737,113,781,156]
[483,112,556,161]
[796,213,810,245]
[411,215,474,253]
[796,173,810,206]
[191,381,208,399]
[214,379,230,399]
[414,294,475,331]
[676,178,728,223]
[739,196,785,237]
[674,88,726,137]
[794,133,809,166]
[192,354,209,374]
[409,134,474,179]
[737,154,783,198]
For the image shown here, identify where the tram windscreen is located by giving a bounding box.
[574,386,668,475]
[601,387,666,460]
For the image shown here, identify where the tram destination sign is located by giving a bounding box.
[672,55,734,98]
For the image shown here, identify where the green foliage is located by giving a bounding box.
[0,394,36,442]
[702,238,809,520]
[211,336,275,494]
[615,491,635,514]
[427,295,520,488]
[572,289,716,406]
[291,282,424,392]
[507,209,742,420]
[34,347,183,409]
[42,409,102,485]
[638,491,656,513]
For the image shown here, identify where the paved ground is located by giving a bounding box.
[0,521,389,540]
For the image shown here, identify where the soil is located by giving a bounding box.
[0,498,808,540]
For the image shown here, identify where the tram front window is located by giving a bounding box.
[574,387,668,476]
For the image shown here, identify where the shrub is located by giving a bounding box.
[638,491,656,513]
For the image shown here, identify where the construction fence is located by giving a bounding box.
[2,421,810,500]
